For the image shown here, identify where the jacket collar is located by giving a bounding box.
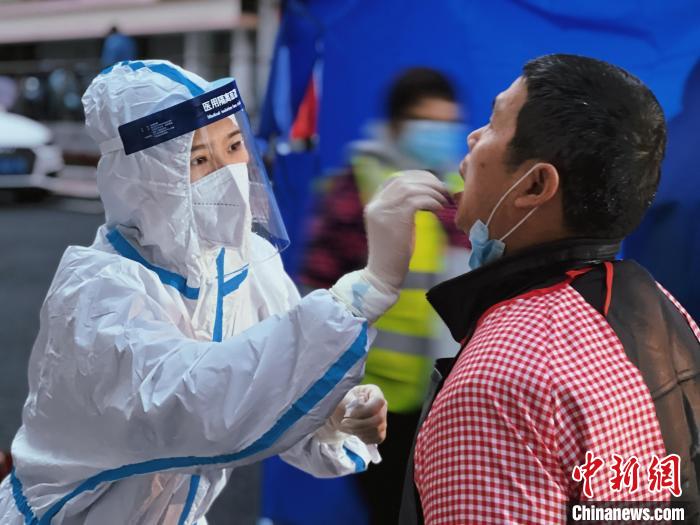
[427,238,621,343]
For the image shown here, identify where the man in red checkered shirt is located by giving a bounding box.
[399,54,700,524]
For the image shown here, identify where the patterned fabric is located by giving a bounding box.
[300,170,468,289]
[414,281,670,524]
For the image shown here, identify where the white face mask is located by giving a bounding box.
[191,162,252,251]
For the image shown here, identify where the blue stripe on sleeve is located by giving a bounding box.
[27,322,368,524]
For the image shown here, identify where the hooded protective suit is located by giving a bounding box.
[0,61,383,524]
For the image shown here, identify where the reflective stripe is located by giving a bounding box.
[343,446,366,473]
[178,475,200,525]
[374,289,435,338]
[22,323,368,525]
[373,330,431,357]
[107,229,200,300]
[402,271,436,290]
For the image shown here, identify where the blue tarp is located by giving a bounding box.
[274,0,700,172]
[260,0,700,273]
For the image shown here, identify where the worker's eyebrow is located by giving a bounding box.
[190,130,242,152]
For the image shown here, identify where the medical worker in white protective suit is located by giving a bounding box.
[0,60,449,524]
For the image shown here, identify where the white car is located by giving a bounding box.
[0,110,64,190]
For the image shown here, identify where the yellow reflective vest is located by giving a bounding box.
[352,155,457,413]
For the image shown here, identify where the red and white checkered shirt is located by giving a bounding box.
[414,280,673,524]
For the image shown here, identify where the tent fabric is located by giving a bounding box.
[282,0,700,172]
[261,456,368,525]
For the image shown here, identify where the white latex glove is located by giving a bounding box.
[364,170,449,289]
[330,170,449,322]
[315,385,388,446]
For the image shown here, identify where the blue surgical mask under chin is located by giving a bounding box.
[468,219,506,270]
[468,165,541,271]
[397,119,469,170]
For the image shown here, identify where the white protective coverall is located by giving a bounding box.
[0,61,394,525]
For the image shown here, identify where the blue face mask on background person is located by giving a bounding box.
[397,119,469,170]
[468,164,541,270]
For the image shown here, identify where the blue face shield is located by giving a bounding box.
[397,119,469,171]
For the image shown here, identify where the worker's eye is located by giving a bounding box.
[228,140,243,153]
[191,155,209,166]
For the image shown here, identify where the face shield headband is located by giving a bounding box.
[98,79,245,155]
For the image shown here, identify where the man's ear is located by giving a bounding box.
[513,163,559,209]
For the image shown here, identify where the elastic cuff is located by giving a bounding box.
[343,437,382,467]
[329,269,399,324]
[314,422,351,445]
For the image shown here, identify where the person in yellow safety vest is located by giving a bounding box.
[300,67,470,525]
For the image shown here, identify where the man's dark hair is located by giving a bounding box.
[508,54,667,239]
[387,67,456,123]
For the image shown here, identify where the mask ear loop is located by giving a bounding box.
[485,163,540,239]
[499,207,538,242]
